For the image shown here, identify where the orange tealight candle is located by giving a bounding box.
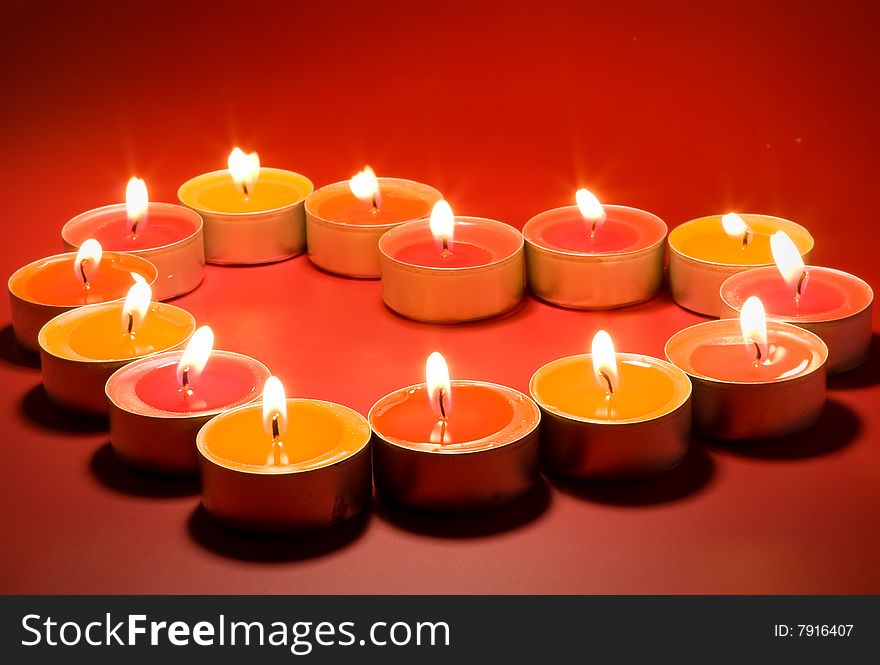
[369,352,541,511]
[530,331,692,479]
[666,297,828,440]
[38,278,195,417]
[305,166,443,278]
[178,148,314,265]
[197,376,372,532]
[668,212,814,315]
[8,240,158,353]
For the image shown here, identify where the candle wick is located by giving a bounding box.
[796,269,809,302]
[742,230,751,249]
[753,341,763,363]
[181,367,192,396]
[126,312,135,337]
[437,419,448,445]
[271,413,281,441]
[441,238,450,255]
[371,196,379,213]
[599,370,614,400]
[438,388,448,421]
[130,219,140,239]
[80,260,90,289]
[590,220,598,238]
[241,182,249,198]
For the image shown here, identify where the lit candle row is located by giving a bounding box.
[3,146,873,533]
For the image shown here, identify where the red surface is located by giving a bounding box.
[1,0,879,594]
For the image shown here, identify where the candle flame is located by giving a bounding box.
[125,177,148,235]
[74,238,103,284]
[426,351,452,420]
[591,330,619,397]
[429,200,455,249]
[722,212,751,244]
[770,231,808,293]
[176,325,214,391]
[349,165,381,208]
[576,188,607,235]
[740,296,769,362]
[228,147,260,197]
[121,275,151,336]
[262,375,288,440]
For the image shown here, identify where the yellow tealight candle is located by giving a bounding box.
[668,213,814,316]
[39,278,195,417]
[197,376,372,532]
[178,148,314,265]
[530,330,692,479]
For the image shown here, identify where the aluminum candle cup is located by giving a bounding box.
[522,204,667,309]
[178,168,314,265]
[720,266,874,375]
[369,380,541,512]
[305,177,442,278]
[8,251,157,354]
[197,398,372,532]
[529,354,692,479]
[668,214,814,316]
[665,319,828,440]
[62,203,205,300]
[106,351,271,473]
[38,302,196,417]
[378,217,526,323]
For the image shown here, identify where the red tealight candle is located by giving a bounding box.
[369,352,541,511]
[106,326,271,473]
[666,297,828,440]
[378,200,526,322]
[523,188,667,309]
[720,231,873,374]
[62,177,205,300]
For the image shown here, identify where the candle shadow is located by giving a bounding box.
[89,443,200,498]
[702,398,859,460]
[827,333,880,390]
[0,325,41,369]
[374,476,551,538]
[546,443,715,507]
[187,505,370,562]
[19,383,108,434]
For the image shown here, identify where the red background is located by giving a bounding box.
[1,0,878,594]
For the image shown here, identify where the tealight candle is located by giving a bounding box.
[665,296,828,440]
[529,330,692,479]
[378,201,526,323]
[106,327,271,473]
[305,167,443,278]
[369,352,540,511]
[720,231,874,375]
[522,189,667,309]
[8,240,158,353]
[197,376,372,532]
[178,148,314,265]
[39,279,196,417]
[62,178,205,300]
[668,213,814,316]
